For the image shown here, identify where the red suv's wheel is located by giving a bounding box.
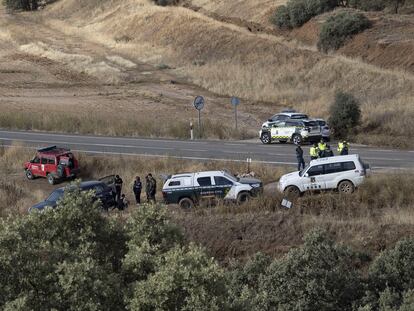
[25,169,34,180]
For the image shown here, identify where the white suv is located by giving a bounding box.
[278,155,369,196]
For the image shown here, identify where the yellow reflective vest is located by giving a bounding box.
[338,142,344,152]
[310,147,319,157]
[318,142,327,151]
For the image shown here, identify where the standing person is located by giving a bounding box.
[114,175,123,202]
[145,175,151,203]
[338,140,349,155]
[133,176,142,205]
[295,143,305,171]
[318,139,327,158]
[148,173,157,203]
[310,143,319,160]
[325,145,334,157]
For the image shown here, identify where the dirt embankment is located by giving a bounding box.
[292,11,414,73]
[184,1,414,74]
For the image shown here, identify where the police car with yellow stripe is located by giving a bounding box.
[259,119,323,145]
[162,171,263,209]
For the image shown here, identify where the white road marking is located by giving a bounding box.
[0,138,173,150]
[0,130,207,145]
[181,149,208,152]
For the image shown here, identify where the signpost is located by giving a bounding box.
[193,96,205,139]
[231,96,240,130]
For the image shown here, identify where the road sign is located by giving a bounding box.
[193,96,205,138]
[231,96,240,106]
[193,96,205,111]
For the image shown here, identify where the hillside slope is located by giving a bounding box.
[43,0,414,147]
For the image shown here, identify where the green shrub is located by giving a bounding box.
[272,0,339,29]
[318,11,371,52]
[348,0,387,11]
[128,244,229,311]
[271,5,292,28]
[328,91,361,138]
[3,0,38,11]
[151,0,178,6]
[257,230,363,311]
[227,253,272,311]
[358,238,414,310]
[0,187,127,310]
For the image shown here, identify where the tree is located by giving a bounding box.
[122,204,183,282]
[328,91,361,138]
[128,244,229,311]
[0,186,126,310]
[3,0,38,11]
[318,12,371,52]
[257,229,363,311]
[387,0,406,13]
[358,238,414,310]
[227,253,272,311]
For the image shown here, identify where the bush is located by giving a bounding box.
[257,230,363,311]
[328,91,361,138]
[3,0,38,11]
[151,0,179,6]
[128,244,229,311]
[271,5,292,29]
[358,238,414,310]
[272,0,339,29]
[0,187,127,310]
[227,253,272,311]
[318,11,371,52]
[348,0,387,11]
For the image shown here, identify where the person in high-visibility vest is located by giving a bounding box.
[318,139,327,158]
[337,140,349,155]
[310,143,319,160]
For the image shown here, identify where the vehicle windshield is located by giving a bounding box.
[299,164,310,177]
[224,172,239,182]
[290,114,308,119]
[304,121,318,127]
[46,189,64,202]
[317,120,326,126]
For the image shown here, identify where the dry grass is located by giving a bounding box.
[0,110,255,140]
[1,144,414,260]
[39,0,414,147]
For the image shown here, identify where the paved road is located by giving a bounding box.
[1,130,413,170]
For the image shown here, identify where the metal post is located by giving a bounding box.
[190,122,194,140]
[235,104,238,131]
[198,110,201,139]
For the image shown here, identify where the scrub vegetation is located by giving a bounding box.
[2,189,414,310]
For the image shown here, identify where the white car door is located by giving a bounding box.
[302,164,326,191]
[270,121,287,139]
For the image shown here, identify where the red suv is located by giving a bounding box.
[24,146,80,185]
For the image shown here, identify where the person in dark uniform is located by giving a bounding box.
[325,145,334,157]
[295,143,305,171]
[114,175,123,202]
[148,173,157,203]
[133,176,142,205]
[145,175,151,203]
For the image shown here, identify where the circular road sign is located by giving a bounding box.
[231,96,240,106]
[193,96,205,111]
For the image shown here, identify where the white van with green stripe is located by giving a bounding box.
[259,119,324,145]
[162,171,263,209]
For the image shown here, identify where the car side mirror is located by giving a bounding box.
[304,173,309,177]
